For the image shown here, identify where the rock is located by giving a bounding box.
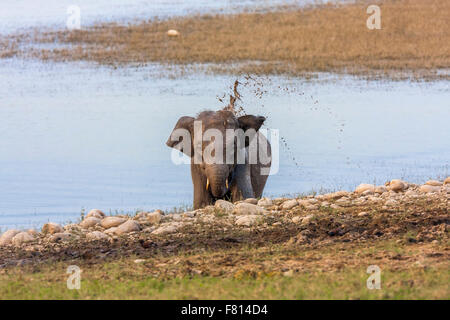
[86,231,110,241]
[419,185,441,193]
[215,200,235,213]
[167,29,180,37]
[301,214,315,225]
[244,198,258,205]
[335,197,351,207]
[362,189,374,196]
[320,201,330,208]
[235,215,260,227]
[100,216,127,229]
[233,203,267,215]
[257,198,273,207]
[80,217,101,229]
[330,204,341,210]
[425,180,443,187]
[27,229,39,236]
[358,212,368,217]
[444,177,450,185]
[152,223,181,235]
[374,185,387,194]
[49,232,73,242]
[0,229,21,246]
[146,211,162,224]
[11,232,35,246]
[86,209,105,219]
[42,222,64,235]
[323,191,348,200]
[355,184,375,194]
[389,179,407,192]
[282,199,298,210]
[297,199,310,207]
[115,220,140,235]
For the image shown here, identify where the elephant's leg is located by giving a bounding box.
[191,163,213,209]
[231,163,254,202]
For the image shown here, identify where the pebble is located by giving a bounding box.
[425,180,442,186]
[389,179,407,192]
[146,211,162,224]
[358,212,368,217]
[42,222,64,235]
[167,29,180,37]
[444,177,450,185]
[100,216,127,229]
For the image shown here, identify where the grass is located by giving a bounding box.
[11,0,450,80]
[1,240,448,299]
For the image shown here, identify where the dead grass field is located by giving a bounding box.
[8,0,449,79]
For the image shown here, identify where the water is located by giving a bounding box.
[0,58,448,229]
[0,0,449,229]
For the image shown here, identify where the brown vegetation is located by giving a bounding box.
[10,0,449,79]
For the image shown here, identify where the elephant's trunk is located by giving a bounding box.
[205,164,229,198]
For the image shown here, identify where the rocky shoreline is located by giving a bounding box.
[0,178,448,268]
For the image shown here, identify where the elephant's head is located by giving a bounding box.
[166,110,266,198]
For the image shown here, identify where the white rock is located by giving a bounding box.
[215,200,235,213]
[282,199,298,210]
[11,232,35,246]
[389,179,407,192]
[101,216,127,229]
[134,259,146,264]
[257,198,273,207]
[80,217,101,229]
[86,231,110,241]
[235,215,260,227]
[0,229,21,246]
[355,184,375,194]
[146,211,162,224]
[167,29,180,37]
[425,180,443,187]
[233,203,267,215]
[419,185,441,193]
[42,222,64,235]
[86,209,105,219]
[115,220,140,235]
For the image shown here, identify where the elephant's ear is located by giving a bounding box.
[166,116,195,157]
[238,115,266,132]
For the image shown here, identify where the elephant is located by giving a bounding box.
[166,108,271,209]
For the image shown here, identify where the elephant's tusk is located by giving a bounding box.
[206,179,209,190]
[226,178,229,189]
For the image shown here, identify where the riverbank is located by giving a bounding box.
[3,0,449,80]
[1,178,448,299]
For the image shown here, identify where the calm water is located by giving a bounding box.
[0,0,449,229]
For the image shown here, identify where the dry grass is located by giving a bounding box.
[10,0,448,79]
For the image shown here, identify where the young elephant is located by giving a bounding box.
[166,109,271,209]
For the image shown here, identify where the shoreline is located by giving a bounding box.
[2,0,449,80]
[0,178,448,298]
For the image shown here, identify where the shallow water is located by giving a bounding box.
[0,57,449,229]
